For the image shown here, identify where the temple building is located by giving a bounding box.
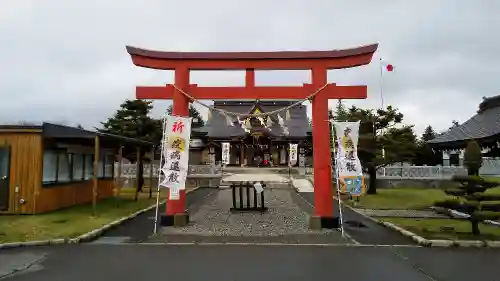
[189,100,311,167]
[428,95,500,168]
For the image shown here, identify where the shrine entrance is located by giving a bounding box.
[126,43,378,229]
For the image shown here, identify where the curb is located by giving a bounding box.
[338,197,500,248]
[0,187,201,250]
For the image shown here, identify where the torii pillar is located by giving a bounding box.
[126,44,378,228]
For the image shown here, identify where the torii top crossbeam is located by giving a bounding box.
[126,44,378,101]
[126,44,378,70]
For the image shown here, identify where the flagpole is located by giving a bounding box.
[153,112,168,235]
[379,58,386,159]
[331,121,345,237]
[379,58,385,109]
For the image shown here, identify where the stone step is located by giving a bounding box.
[292,178,314,193]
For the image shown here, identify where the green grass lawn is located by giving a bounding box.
[345,188,453,210]
[0,188,167,243]
[345,186,500,210]
[381,217,500,241]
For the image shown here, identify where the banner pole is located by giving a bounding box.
[331,120,345,237]
[153,112,168,235]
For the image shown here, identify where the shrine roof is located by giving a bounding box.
[126,44,378,61]
[428,95,500,148]
[193,101,310,139]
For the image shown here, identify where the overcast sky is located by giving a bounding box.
[1,0,499,136]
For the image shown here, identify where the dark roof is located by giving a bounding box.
[428,95,500,147]
[0,123,153,147]
[126,44,379,61]
[194,100,310,139]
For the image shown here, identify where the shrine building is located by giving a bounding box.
[428,94,500,167]
[189,100,311,167]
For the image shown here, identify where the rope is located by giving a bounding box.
[171,83,329,118]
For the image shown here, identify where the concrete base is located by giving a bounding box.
[160,213,190,227]
[309,216,340,230]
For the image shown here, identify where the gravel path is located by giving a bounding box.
[148,189,349,244]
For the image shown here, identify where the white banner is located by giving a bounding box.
[159,115,192,191]
[333,121,363,177]
[221,142,230,165]
[289,143,298,166]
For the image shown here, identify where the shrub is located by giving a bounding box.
[463,141,483,175]
[435,175,500,235]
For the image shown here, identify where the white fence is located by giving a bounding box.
[116,164,222,179]
[116,164,478,180]
[376,166,467,178]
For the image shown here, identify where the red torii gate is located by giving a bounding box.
[126,44,378,229]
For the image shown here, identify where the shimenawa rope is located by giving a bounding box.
[171,83,329,118]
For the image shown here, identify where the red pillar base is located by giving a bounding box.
[160,212,189,227]
[309,216,340,230]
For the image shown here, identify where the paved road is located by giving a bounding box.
[2,244,500,281]
[3,187,500,280]
[298,192,418,245]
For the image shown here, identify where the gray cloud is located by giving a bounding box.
[1,0,498,136]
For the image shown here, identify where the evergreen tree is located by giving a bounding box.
[99,99,163,160]
[342,105,418,194]
[332,99,348,121]
[463,140,483,176]
[421,125,437,142]
[166,104,205,128]
[436,175,500,235]
[413,125,441,166]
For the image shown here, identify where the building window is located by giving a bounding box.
[84,155,94,180]
[72,154,84,181]
[57,153,71,183]
[42,150,59,184]
[42,148,116,186]
[104,154,114,179]
[449,153,460,166]
[97,155,105,178]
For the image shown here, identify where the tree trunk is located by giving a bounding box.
[467,168,479,176]
[366,165,377,194]
[471,220,480,235]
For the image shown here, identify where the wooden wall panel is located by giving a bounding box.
[35,180,115,213]
[0,133,42,214]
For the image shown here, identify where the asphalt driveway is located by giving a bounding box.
[2,244,500,281]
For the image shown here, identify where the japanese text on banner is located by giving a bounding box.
[221,142,230,165]
[160,116,192,190]
[289,143,298,166]
[333,121,363,177]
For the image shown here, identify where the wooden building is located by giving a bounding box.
[0,123,153,214]
[428,95,500,166]
[189,100,311,167]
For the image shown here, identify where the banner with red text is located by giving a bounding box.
[160,115,192,192]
